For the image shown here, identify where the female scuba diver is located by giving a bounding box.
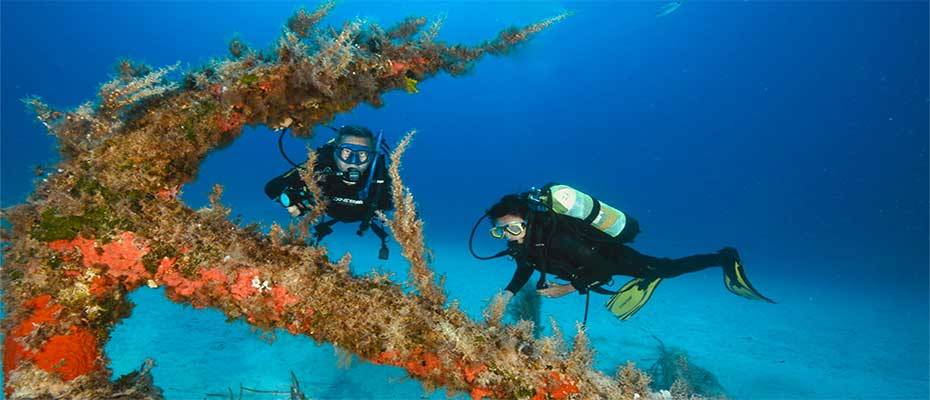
[469,184,774,322]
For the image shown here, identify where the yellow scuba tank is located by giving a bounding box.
[542,184,628,238]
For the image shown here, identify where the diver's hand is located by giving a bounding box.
[501,291,514,304]
[537,283,576,298]
[287,205,301,217]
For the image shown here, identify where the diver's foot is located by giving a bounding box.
[719,247,776,303]
[717,246,740,263]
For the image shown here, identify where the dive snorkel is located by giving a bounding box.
[355,130,391,260]
[359,130,384,199]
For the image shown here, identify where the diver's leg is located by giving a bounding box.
[621,246,775,303]
[643,253,723,279]
[608,245,723,279]
[370,223,390,260]
[314,219,339,242]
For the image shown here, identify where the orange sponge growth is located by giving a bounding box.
[4,295,63,391]
[374,350,508,399]
[3,295,101,396]
[372,348,444,379]
[469,387,496,400]
[533,371,580,400]
[268,286,299,315]
[9,295,62,337]
[230,268,260,300]
[404,348,443,379]
[33,326,100,381]
[214,109,244,132]
[49,231,151,290]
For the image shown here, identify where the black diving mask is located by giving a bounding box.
[335,143,372,165]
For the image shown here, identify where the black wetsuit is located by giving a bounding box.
[264,142,393,225]
[504,208,726,295]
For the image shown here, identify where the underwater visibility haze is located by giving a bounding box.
[1,1,928,399]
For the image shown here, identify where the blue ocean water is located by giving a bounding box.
[2,1,928,399]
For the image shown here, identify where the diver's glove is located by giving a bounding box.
[537,283,576,298]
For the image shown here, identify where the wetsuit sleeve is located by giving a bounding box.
[504,259,534,294]
[264,169,294,200]
[264,168,307,204]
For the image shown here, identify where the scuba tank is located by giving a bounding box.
[538,184,629,238]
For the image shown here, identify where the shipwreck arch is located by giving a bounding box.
[1,3,655,399]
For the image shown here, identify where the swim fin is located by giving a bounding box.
[719,247,775,303]
[606,277,663,320]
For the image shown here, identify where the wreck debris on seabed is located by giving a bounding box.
[2,2,708,399]
[644,334,727,399]
[205,371,309,400]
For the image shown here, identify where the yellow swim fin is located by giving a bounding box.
[720,248,775,303]
[606,277,663,320]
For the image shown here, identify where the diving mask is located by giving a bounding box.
[490,221,527,239]
[335,143,372,165]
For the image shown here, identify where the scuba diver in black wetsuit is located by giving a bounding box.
[468,184,774,321]
[265,125,393,259]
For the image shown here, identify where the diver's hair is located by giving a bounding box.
[487,194,529,221]
[336,125,375,147]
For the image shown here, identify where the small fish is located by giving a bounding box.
[657,1,683,18]
[404,76,419,94]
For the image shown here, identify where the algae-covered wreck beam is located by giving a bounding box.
[2,4,650,399]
